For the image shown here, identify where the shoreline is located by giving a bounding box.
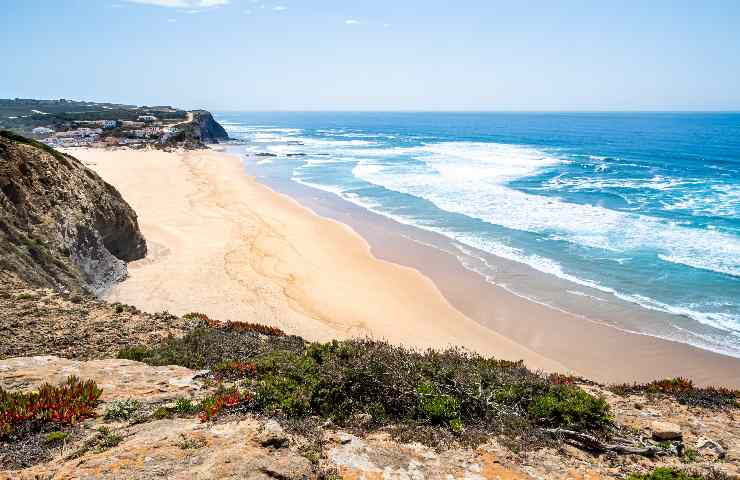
[259,169,740,387]
[75,147,563,374]
[76,147,740,387]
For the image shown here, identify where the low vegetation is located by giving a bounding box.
[628,467,730,480]
[117,320,303,369]
[174,397,200,415]
[198,387,253,422]
[103,399,142,421]
[44,431,69,444]
[0,376,102,437]
[119,324,613,447]
[0,377,100,469]
[183,312,286,337]
[212,360,258,380]
[610,378,739,409]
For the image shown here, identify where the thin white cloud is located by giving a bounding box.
[244,9,252,14]
[125,0,228,8]
[273,5,286,11]
[167,18,177,22]
[345,19,359,25]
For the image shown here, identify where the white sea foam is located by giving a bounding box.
[348,142,740,278]
[661,184,740,218]
[544,174,701,192]
[231,124,740,349]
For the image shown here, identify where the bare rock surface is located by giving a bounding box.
[5,418,314,480]
[0,356,201,403]
[326,431,533,480]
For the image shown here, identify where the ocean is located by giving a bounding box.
[215,112,740,358]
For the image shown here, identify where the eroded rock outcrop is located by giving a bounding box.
[0,131,146,293]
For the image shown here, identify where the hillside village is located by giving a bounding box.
[0,98,227,149]
[32,114,181,148]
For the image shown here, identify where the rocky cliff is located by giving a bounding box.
[192,110,229,143]
[164,110,228,148]
[0,131,146,293]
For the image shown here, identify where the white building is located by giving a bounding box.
[137,115,158,123]
[132,126,162,138]
[32,126,54,135]
[91,119,118,129]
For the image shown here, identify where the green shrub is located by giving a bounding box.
[151,407,171,420]
[366,402,386,423]
[15,292,35,301]
[611,378,739,409]
[449,418,464,434]
[528,386,612,432]
[682,449,700,463]
[93,426,122,452]
[174,397,199,415]
[252,340,612,437]
[104,399,141,421]
[117,345,149,362]
[121,330,613,446]
[212,360,257,380]
[115,325,304,370]
[627,467,710,480]
[416,383,460,424]
[45,431,69,444]
[256,373,315,417]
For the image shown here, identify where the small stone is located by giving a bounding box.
[651,421,682,441]
[258,419,288,448]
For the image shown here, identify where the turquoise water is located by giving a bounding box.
[216,112,740,357]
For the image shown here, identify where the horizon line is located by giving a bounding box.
[211,109,740,114]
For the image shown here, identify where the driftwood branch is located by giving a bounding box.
[545,428,661,457]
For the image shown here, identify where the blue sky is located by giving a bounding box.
[2,0,739,111]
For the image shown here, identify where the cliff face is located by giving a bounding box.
[164,110,228,148]
[0,131,146,293]
[191,110,229,143]
[186,110,229,143]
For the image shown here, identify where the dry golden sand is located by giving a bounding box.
[74,148,564,373]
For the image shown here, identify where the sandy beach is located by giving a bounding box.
[75,147,563,373]
[74,147,740,387]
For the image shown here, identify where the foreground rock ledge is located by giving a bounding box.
[1,356,739,480]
